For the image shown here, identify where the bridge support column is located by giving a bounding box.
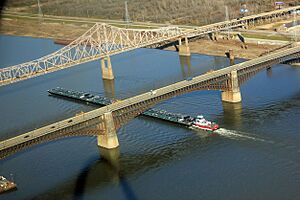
[228,49,235,65]
[97,112,119,149]
[225,49,235,65]
[101,56,114,80]
[222,101,242,127]
[179,55,192,78]
[178,37,191,57]
[103,79,115,99]
[221,70,242,103]
[98,147,120,171]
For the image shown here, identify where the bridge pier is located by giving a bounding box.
[266,67,273,77]
[221,70,242,103]
[226,49,235,65]
[98,147,120,171]
[222,101,242,127]
[101,56,114,80]
[179,55,192,78]
[103,79,116,99]
[178,37,191,57]
[97,112,119,149]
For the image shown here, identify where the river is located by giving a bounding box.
[0,35,300,200]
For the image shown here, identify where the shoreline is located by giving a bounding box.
[0,16,286,60]
[0,31,283,60]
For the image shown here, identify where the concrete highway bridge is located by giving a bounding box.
[1,6,300,87]
[1,45,300,159]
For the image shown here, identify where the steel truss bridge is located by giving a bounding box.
[1,6,300,87]
[1,45,300,159]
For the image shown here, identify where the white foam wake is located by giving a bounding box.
[214,128,266,142]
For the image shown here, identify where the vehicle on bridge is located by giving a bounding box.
[49,87,220,132]
[149,90,157,95]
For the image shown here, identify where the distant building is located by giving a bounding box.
[275,2,284,10]
[240,3,249,17]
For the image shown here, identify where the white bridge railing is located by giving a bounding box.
[1,5,300,87]
[1,45,300,152]
[0,23,182,86]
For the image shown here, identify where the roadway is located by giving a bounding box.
[1,45,300,152]
[2,6,300,87]
[1,11,197,30]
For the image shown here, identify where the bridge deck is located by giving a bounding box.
[1,6,300,87]
[48,87,194,126]
[1,45,300,152]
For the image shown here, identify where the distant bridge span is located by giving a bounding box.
[1,6,300,86]
[1,45,300,159]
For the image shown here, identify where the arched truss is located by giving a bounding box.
[0,23,182,86]
[1,5,300,87]
[1,46,300,159]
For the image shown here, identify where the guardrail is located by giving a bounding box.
[1,45,300,152]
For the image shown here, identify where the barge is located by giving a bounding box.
[48,87,219,130]
[0,176,17,194]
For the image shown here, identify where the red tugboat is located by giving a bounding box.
[192,115,219,131]
[0,176,17,194]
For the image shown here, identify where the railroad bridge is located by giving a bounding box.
[1,46,300,159]
[1,6,300,86]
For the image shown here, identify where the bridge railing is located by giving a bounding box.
[0,106,109,150]
[1,45,300,152]
[2,6,300,87]
[0,24,183,86]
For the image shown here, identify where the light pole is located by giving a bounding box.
[225,5,230,39]
[37,0,43,22]
[124,1,130,23]
[293,9,298,43]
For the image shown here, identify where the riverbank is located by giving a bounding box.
[1,32,300,200]
[166,39,284,59]
[0,17,88,40]
[0,15,285,59]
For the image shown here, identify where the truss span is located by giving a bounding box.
[0,23,182,86]
[2,45,300,159]
[2,6,300,87]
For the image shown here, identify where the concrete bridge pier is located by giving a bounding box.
[179,55,192,78]
[221,70,242,103]
[225,49,235,65]
[97,112,119,149]
[101,56,114,80]
[98,146,120,172]
[266,67,273,77]
[222,101,242,127]
[228,49,235,65]
[103,79,116,99]
[178,37,191,57]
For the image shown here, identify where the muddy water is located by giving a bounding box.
[1,35,300,200]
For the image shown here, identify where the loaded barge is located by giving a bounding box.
[0,176,17,194]
[48,87,219,131]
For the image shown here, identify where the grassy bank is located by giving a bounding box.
[4,0,298,25]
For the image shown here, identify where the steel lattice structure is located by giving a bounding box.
[1,5,300,87]
[0,23,182,86]
[1,46,300,159]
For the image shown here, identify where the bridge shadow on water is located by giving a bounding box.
[5,91,300,199]
[73,135,215,200]
[73,148,138,200]
[29,130,215,200]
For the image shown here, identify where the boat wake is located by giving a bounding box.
[214,128,267,142]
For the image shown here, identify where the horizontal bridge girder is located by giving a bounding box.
[1,45,300,158]
[1,6,300,86]
[1,6,300,158]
